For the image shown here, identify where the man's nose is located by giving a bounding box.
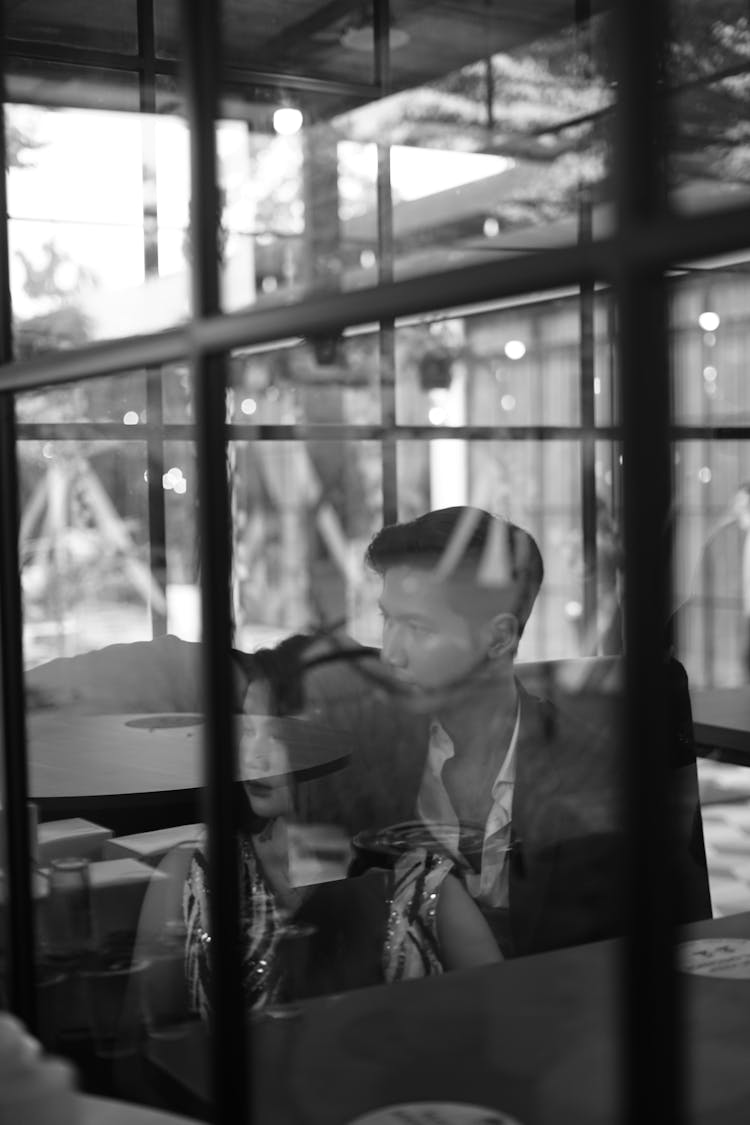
[381,624,407,668]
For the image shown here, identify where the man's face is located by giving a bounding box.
[378,565,493,694]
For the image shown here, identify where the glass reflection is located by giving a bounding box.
[669,0,750,215]
[672,267,750,426]
[673,440,750,690]
[177,503,711,1025]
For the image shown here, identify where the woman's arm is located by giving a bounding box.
[436,872,503,970]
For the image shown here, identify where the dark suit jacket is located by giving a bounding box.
[297,649,711,960]
[506,678,710,957]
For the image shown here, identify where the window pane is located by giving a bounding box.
[671,266,750,425]
[395,294,613,429]
[16,375,146,425]
[227,336,383,426]
[16,368,207,1086]
[157,0,379,83]
[231,439,383,647]
[6,104,192,352]
[7,0,138,54]
[669,0,750,217]
[673,439,750,689]
[332,9,613,284]
[6,59,140,115]
[396,438,585,662]
[18,433,154,666]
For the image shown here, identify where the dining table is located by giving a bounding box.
[79,1092,203,1125]
[146,911,750,1125]
[26,709,351,835]
[691,685,750,764]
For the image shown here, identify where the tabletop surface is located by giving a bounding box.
[147,911,750,1125]
[80,1093,203,1125]
[691,686,750,764]
[27,709,350,800]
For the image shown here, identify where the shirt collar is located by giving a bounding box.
[428,697,520,795]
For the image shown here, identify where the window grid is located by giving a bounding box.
[1,2,750,1123]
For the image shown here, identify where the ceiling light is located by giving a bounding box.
[273,107,303,136]
[504,340,526,360]
[698,311,720,332]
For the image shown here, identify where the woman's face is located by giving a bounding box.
[241,681,294,819]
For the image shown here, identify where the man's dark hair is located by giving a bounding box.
[365,506,544,637]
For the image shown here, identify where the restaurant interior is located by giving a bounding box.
[2,2,750,1124]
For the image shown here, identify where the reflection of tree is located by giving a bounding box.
[20,449,166,643]
[333,8,750,231]
[8,110,165,657]
[8,113,99,356]
[669,4,750,191]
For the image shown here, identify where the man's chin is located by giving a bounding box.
[391,679,464,713]
[405,676,502,715]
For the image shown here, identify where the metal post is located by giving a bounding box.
[0,10,38,1029]
[179,3,248,1124]
[138,0,169,638]
[614,0,683,1122]
[373,0,398,524]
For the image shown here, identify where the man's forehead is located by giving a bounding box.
[381,564,513,619]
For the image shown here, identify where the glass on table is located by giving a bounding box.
[38,857,96,1047]
[142,919,193,1039]
[80,934,150,1059]
[45,857,94,959]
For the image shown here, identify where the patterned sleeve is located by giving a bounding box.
[382,848,455,983]
[183,844,212,1020]
[183,835,286,1019]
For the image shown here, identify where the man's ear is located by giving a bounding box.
[486,612,519,658]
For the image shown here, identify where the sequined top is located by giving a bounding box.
[184,837,455,1017]
[183,834,289,1019]
[383,848,455,982]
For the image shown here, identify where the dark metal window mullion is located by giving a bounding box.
[138,0,168,638]
[615,1,683,1123]
[180,3,248,1125]
[373,0,398,524]
[9,202,750,395]
[575,0,599,653]
[0,17,38,1030]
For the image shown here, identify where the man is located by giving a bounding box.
[364,505,711,957]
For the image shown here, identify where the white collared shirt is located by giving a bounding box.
[416,703,519,908]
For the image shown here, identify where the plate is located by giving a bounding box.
[125,715,203,730]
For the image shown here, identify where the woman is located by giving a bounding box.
[183,634,500,1019]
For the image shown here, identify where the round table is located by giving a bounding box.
[28,709,350,834]
[80,1093,202,1124]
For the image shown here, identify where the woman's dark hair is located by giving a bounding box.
[246,633,316,716]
